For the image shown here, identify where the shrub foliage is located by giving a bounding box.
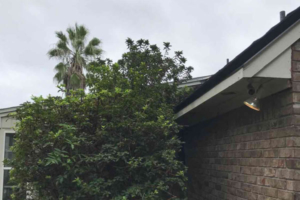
[9,39,193,200]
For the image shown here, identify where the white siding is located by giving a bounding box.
[0,110,17,200]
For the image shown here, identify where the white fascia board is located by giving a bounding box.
[175,68,243,118]
[0,106,18,115]
[178,81,205,88]
[244,20,300,78]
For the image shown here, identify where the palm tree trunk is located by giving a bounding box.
[66,67,72,96]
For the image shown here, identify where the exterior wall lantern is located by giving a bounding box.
[244,84,263,111]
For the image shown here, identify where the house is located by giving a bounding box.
[176,6,300,200]
[0,107,18,200]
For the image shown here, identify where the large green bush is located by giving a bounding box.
[9,39,193,200]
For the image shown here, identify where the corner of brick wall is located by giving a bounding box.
[292,40,300,116]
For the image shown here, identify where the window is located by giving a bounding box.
[3,170,12,200]
[3,133,14,200]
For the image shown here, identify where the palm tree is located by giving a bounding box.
[48,23,102,94]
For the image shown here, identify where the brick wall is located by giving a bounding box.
[184,41,300,200]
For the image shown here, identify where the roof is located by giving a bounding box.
[176,6,300,113]
[178,75,211,88]
[0,106,19,115]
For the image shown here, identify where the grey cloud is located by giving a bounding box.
[0,0,299,108]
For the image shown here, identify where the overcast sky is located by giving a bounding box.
[0,1,299,109]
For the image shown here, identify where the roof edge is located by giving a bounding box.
[0,106,19,115]
[175,6,300,113]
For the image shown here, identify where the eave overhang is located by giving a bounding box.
[176,9,300,125]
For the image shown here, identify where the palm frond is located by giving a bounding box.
[70,74,81,87]
[67,27,76,41]
[53,63,68,84]
[54,62,67,73]
[74,39,84,50]
[48,48,65,59]
[55,31,68,44]
[75,23,88,40]
[57,40,71,54]
[84,38,102,56]
[84,47,102,57]
[53,71,66,84]
[90,38,101,46]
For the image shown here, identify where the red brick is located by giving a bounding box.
[264,168,276,177]
[293,51,300,61]
[286,159,300,169]
[292,61,300,71]
[263,150,279,157]
[293,93,300,102]
[262,187,278,197]
[293,72,300,81]
[293,41,300,51]
[279,149,294,158]
[287,180,300,191]
[294,104,300,114]
[293,82,300,92]
[271,138,286,148]
[278,189,294,200]
[276,169,294,179]
[286,137,300,147]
